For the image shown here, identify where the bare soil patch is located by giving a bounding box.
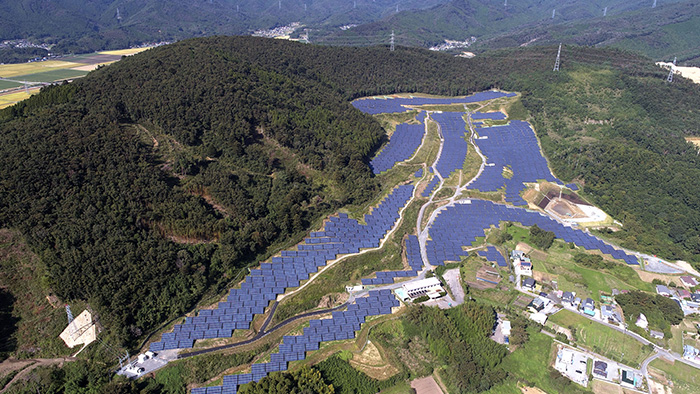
[411,375,444,394]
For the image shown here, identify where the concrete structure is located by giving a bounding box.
[650,330,665,339]
[530,312,548,325]
[402,277,443,299]
[59,309,97,349]
[635,313,649,329]
[620,369,641,389]
[554,346,589,387]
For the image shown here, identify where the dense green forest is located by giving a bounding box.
[372,302,507,392]
[616,290,684,333]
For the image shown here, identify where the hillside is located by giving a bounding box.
[0,0,448,56]
[316,0,699,63]
[1,37,700,368]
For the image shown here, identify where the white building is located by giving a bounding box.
[554,346,589,387]
[402,277,443,299]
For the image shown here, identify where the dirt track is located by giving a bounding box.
[0,357,77,393]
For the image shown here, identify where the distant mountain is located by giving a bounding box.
[0,0,449,55]
[314,0,699,63]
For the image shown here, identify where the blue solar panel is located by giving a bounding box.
[478,246,507,267]
[432,112,469,178]
[370,114,426,174]
[155,185,415,354]
[424,200,639,267]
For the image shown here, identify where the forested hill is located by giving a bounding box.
[1,37,700,349]
[317,0,699,64]
[0,0,448,56]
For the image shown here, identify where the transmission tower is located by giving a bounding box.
[504,0,508,7]
[390,30,395,52]
[666,57,676,83]
[116,8,122,24]
[354,0,357,9]
[66,305,74,324]
[653,0,657,8]
[552,9,556,19]
[279,0,281,10]
[603,7,607,16]
[553,43,562,72]
[396,4,399,13]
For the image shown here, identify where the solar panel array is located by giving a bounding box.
[425,200,639,266]
[150,185,414,353]
[362,235,423,285]
[415,168,423,178]
[566,183,579,191]
[471,111,507,120]
[468,120,563,206]
[478,246,507,267]
[351,91,517,115]
[370,114,426,174]
[191,290,401,394]
[421,176,440,197]
[432,112,470,178]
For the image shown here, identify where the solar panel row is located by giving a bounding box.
[477,246,507,267]
[151,185,414,353]
[425,200,639,267]
[370,113,426,174]
[432,112,469,178]
[471,111,507,120]
[467,120,564,205]
[192,290,401,394]
[421,176,440,197]
[351,91,517,115]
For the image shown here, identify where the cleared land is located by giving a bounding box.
[649,358,700,394]
[548,309,650,367]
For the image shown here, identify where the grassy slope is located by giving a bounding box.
[548,309,651,367]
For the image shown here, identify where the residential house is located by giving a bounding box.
[581,298,596,316]
[522,277,536,291]
[650,330,665,339]
[601,305,622,324]
[656,285,672,297]
[593,360,608,378]
[680,275,699,287]
[691,293,700,303]
[562,291,575,306]
[512,250,533,276]
[677,289,691,299]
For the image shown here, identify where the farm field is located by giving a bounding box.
[0,90,34,109]
[548,310,651,367]
[99,47,153,56]
[0,80,22,90]
[13,69,88,83]
[0,60,83,78]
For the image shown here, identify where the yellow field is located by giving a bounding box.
[70,62,117,72]
[99,47,152,56]
[0,61,84,78]
[0,90,37,109]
